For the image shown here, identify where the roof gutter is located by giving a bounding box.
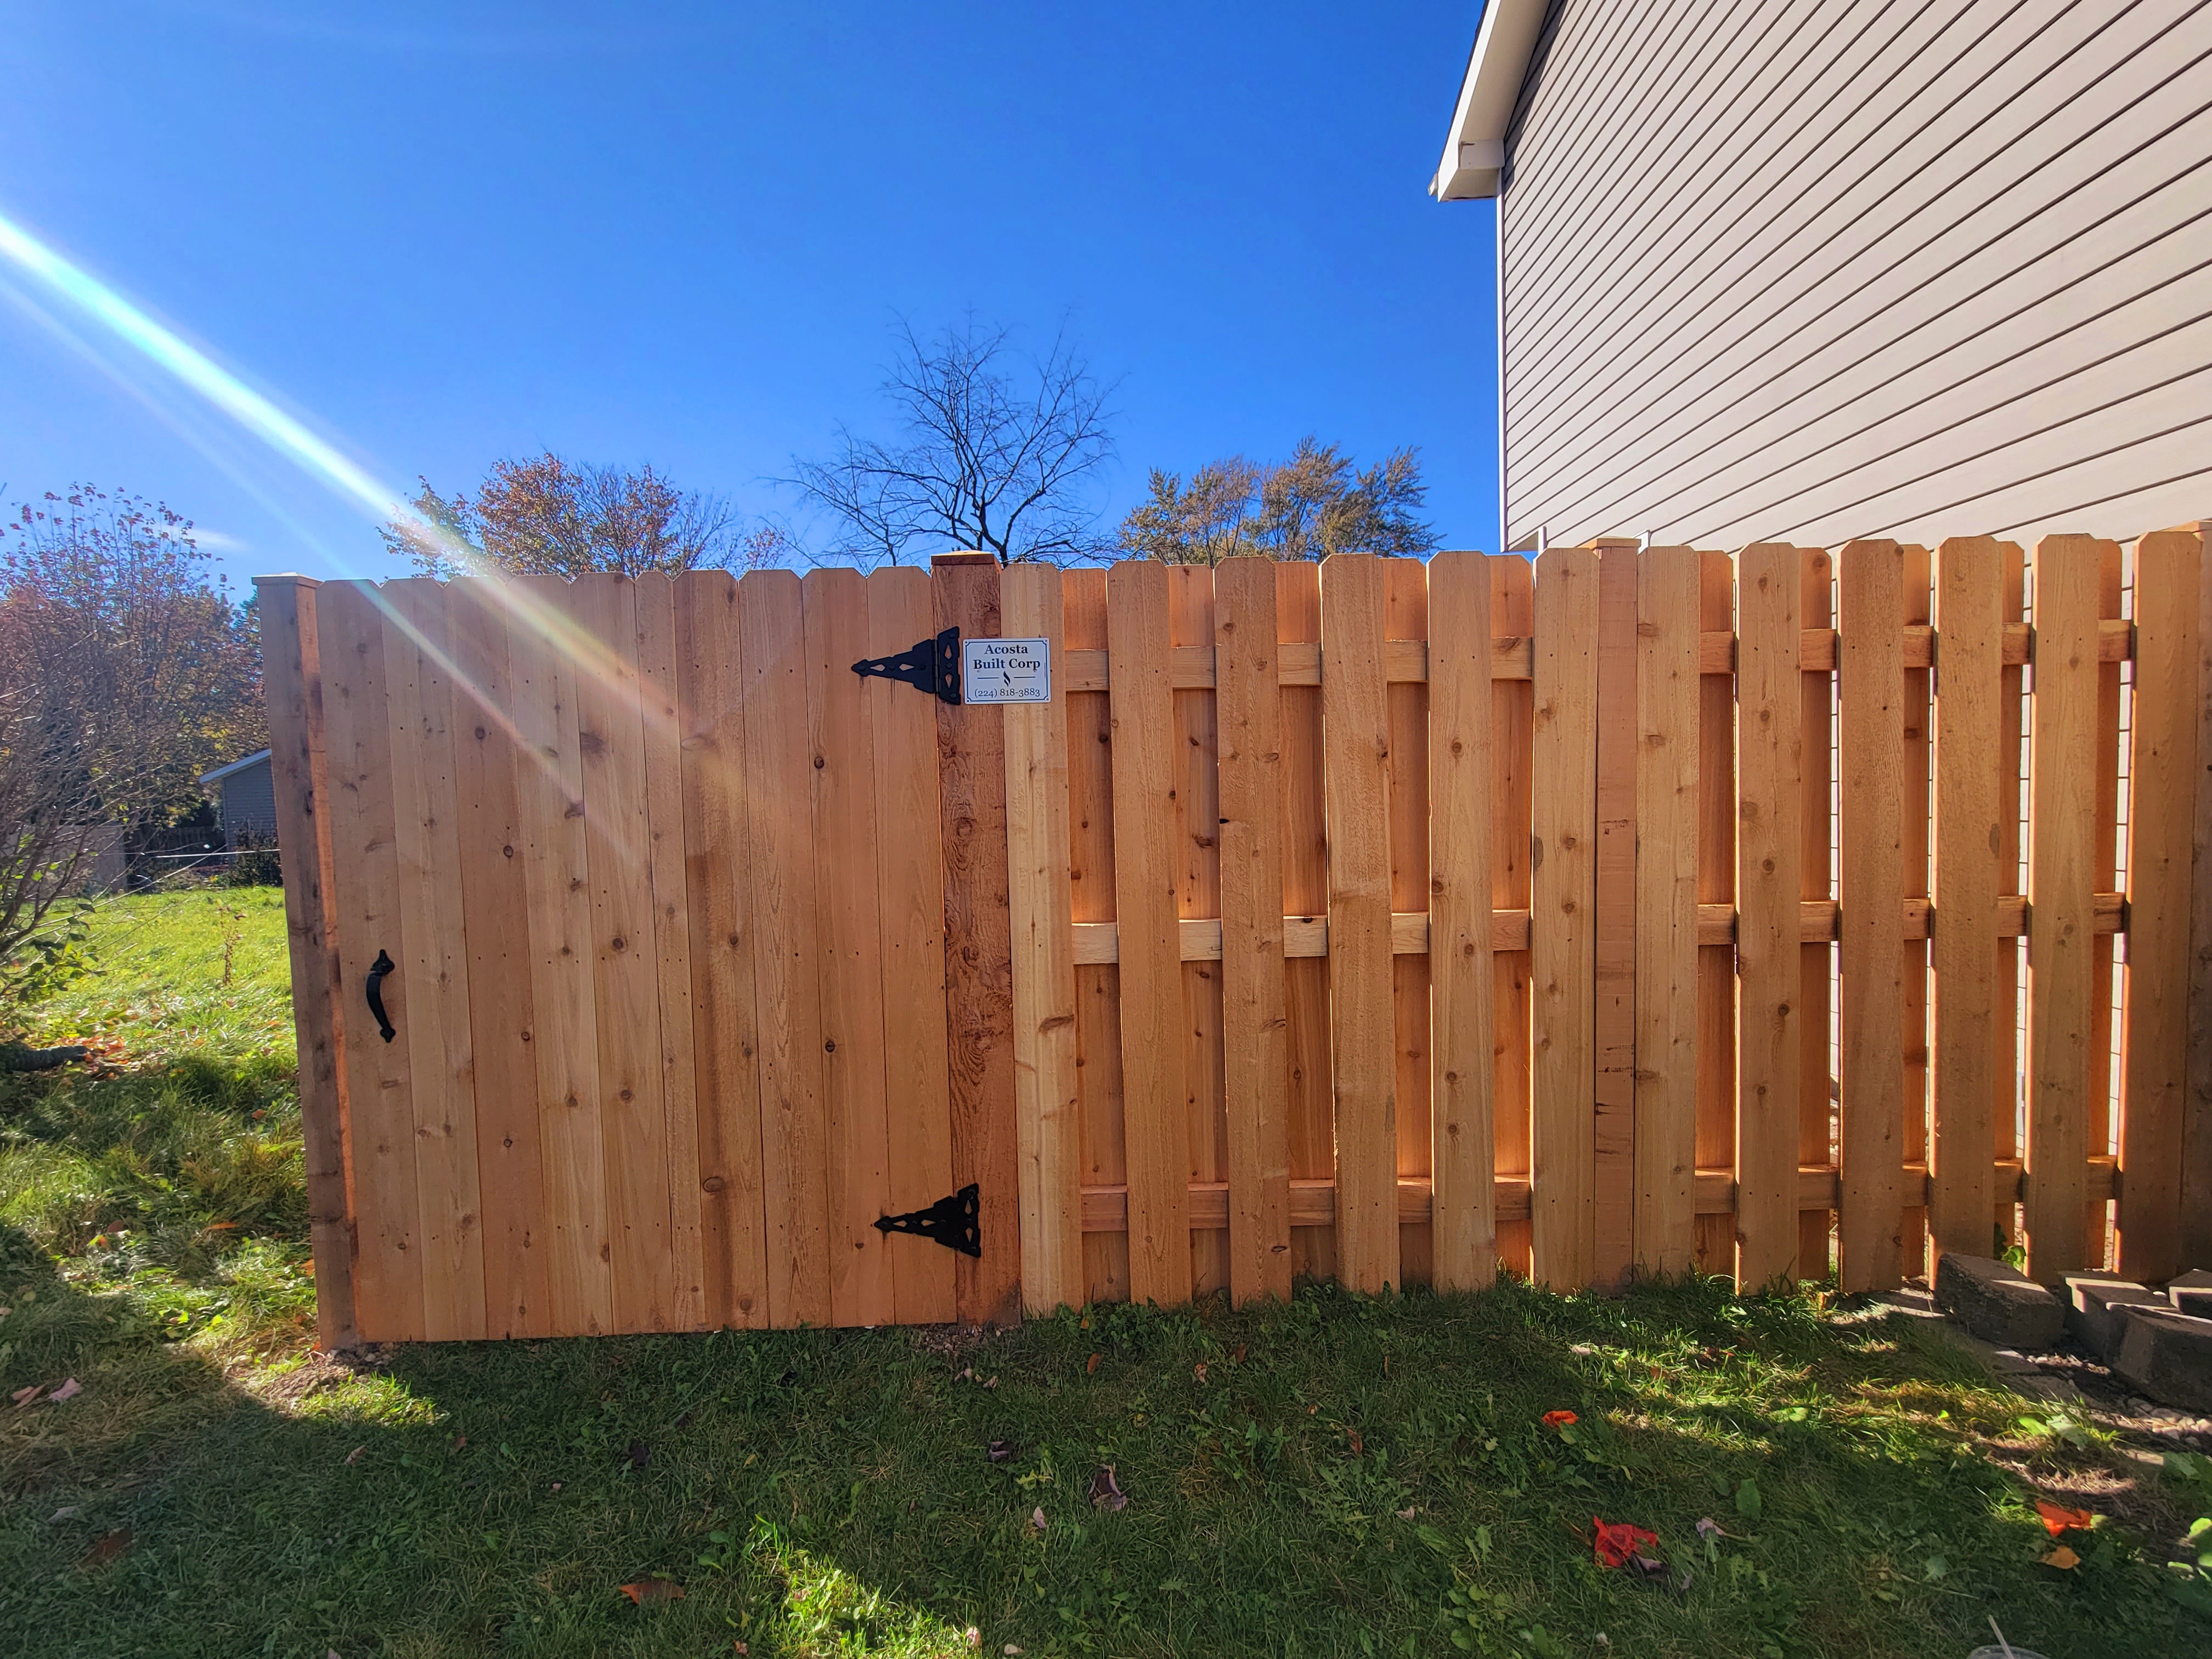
[1428,0,1548,201]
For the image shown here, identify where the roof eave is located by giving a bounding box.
[1428,0,1548,202]
[199,747,272,786]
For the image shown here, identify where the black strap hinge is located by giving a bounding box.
[874,1183,980,1256]
[852,627,960,704]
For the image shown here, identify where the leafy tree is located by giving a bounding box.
[0,487,263,975]
[789,317,1117,567]
[381,452,785,577]
[1119,438,1440,565]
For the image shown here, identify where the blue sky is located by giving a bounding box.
[0,1,1499,589]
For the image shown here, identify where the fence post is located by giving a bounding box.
[256,575,359,1352]
[2188,522,2212,1271]
[2119,527,2203,1280]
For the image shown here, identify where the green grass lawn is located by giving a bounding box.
[3,891,2210,1658]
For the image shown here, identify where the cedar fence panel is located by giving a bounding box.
[262,525,2212,1346]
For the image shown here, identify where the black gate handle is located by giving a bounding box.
[365,949,397,1044]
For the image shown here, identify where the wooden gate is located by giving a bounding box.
[262,557,1025,1345]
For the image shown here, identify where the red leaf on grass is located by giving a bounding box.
[618,1579,684,1604]
[1086,1352,1101,1374]
[1542,1409,1577,1429]
[1593,1517,1660,1570]
[2034,1498,2096,1537]
[81,1528,132,1568]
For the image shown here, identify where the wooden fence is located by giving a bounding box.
[262,527,2211,1346]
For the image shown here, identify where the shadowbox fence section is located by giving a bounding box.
[260,529,2211,1348]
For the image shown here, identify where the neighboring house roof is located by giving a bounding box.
[1428,0,1546,201]
[199,748,272,787]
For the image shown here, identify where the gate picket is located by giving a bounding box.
[674,571,770,1328]
[636,575,707,1329]
[804,568,895,1329]
[447,579,549,1338]
[742,571,833,1328]
[381,579,487,1340]
[869,567,958,1325]
[934,554,1023,1327]
[571,575,678,1332]
[318,580,426,1340]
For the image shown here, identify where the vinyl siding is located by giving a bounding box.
[218,757,279,847]
[1498,0,2212,550]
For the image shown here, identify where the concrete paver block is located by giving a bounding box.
[1934,1252,2064,1348]
[2110,1304,2212,1414]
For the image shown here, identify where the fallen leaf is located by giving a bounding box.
[1593,1517,1660,1570]
[1005,1647,1024,1656]
[550,1482,562,1492]
[1090,1464,1128,1512]
[1193,1362,1208,1383]
[12,1383,44,1408]
[1396,1505,1416,1520]
[2034,1498,2096,1537]
[343,1445,365,1465]
[80,1528,132,1568]
[1695,1517,1726,1543]
[1086,1352,1101,1374]
[1029,1506,1047,1533]
[1231,1344,1248,1363]
[2040,1543,2080,1570]
[624,1439,651,1470]
[46,1378,82,1404]
[987,1440,1014,1464]
[966,1628,981,1649]
[732,1644,748,1655]
[617,1578,684,1604]
[204,1221,238,1231]
[49,1506,79,1522]
[1347,1428,1364,1455]
[1629,1552,1667,1579]
[1543,1410,1578,1430]
[984,1375,1000,1390]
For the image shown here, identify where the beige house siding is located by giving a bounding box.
[1498,0,2212,550]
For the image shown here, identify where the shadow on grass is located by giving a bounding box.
[2,1260,2207,1659]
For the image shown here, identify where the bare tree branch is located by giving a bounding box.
[787,315,1118,567]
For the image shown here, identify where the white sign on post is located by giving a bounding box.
[963,637,1051,704]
